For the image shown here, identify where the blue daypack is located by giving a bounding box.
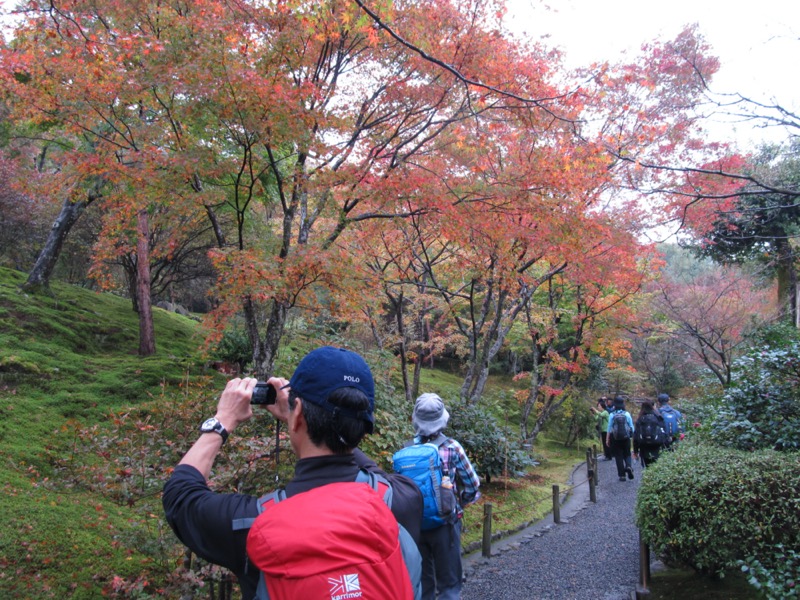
[660,405,681,437]
[392,439,455,530]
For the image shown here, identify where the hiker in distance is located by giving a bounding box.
[606,396,635,482]
[394,393,481,600]
[657,392,684,449]
[163,346,423,600]
[590,397,612,460]
[632,400,667,468]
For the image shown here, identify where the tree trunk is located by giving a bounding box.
[136,209,156,356]
[520,340,541,441]
[249,299,288,379]
[388,291,413,403]
[23,194,94,291]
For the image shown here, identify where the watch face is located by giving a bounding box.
[201,417,219,431]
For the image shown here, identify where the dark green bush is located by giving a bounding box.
[209,319,253,372]
[447,398,536,482]
[740,544,799,599]
[707,342,800,451]
[360,351,415,470]
[636,444,800,576]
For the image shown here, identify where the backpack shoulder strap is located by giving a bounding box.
[356,469,393,508]
[356,470,421,597]
[233,491,288,600]
[231,489,287,531]
[430,432,449,448]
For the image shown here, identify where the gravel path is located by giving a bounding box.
[462,454,642,600]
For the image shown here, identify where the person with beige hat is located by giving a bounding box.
[404,393,480,600]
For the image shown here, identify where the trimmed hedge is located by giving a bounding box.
[635,444,800,576]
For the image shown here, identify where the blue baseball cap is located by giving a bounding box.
[288,346,375,433]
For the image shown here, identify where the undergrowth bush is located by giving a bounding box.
[740,544,799,600]
[447,397,536,482]
[358,349,413,469]
[706,341,800,451]
[636,444,800,576]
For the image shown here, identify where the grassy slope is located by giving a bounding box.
[0,267,208,598]
[0,266,591,597]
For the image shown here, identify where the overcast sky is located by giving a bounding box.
[505,0,799,148]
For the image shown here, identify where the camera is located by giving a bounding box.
[250,381,277,405]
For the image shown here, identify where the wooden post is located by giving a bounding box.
[638,529,651,595]
[586,448,594,481]
[482,503,493,558]
[589,466,597,503]
[552,484,560,524]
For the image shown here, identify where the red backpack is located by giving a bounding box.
[244,473,418,600]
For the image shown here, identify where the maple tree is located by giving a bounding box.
[514,219,654,441]
[593,34,800,311]
[641,263,776,387]
[351,212,449,402]
[345,26,728,418]
[0,0,221,353]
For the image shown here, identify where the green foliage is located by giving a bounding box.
[209,318,253,372]
[744,320,800,349]
[740,544,799,599]
[544,394,596,447]
[327,346,414,469]
[636,444,800,576]
[707,342,800,451]
[447,396,537,482]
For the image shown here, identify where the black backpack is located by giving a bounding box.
[610,411,630,441]
[636,414,665,446]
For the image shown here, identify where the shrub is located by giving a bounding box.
[446,398,536,483]
[360,350,414,470]
[707,342,800,451]
[740,544,799,599]
[636,444,800,576]
[209,319,253,373]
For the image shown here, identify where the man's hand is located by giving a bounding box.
[215,377,258,433]
[264,377,291,423]
[178,376,257,479]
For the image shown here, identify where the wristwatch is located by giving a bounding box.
[199,417,229,445]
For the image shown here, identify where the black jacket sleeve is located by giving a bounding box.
[162,465,258,587]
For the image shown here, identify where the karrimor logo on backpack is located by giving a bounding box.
[329,573,362,599]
